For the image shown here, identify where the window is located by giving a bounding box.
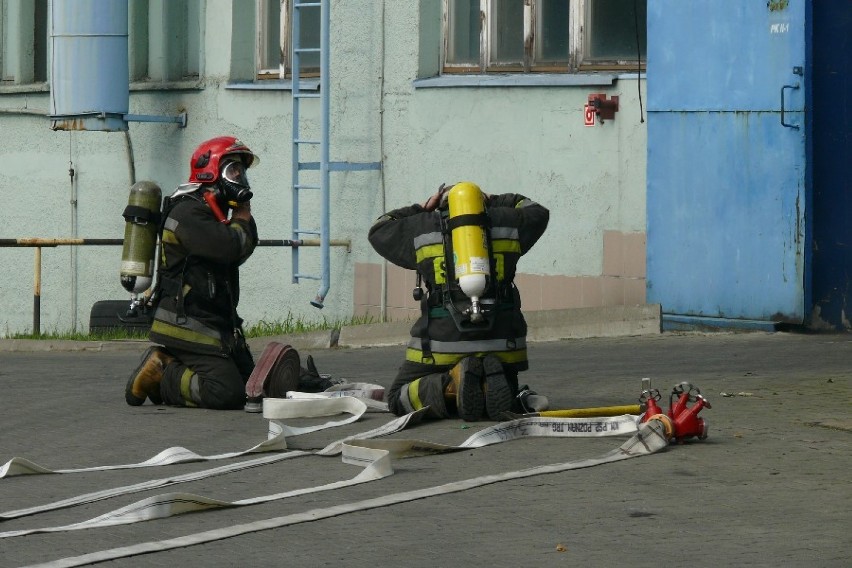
[257,0,320,80]
[0,0,49,86]
[443,0,646,74]
[0,0,200,89]
[129,0,201,83]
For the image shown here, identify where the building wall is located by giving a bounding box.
[0,1,647,336]
[354,230,647,323]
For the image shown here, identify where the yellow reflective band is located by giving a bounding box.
[405,347,528,366]
[161,230,179,245]
[179,368,198,407]
[494,253,505,281]
[151,320,222,348]
[433,257,446,284]
[407,379,424,410]
[491,239,521,254]
[415,243,444,264]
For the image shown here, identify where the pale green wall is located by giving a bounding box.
[0,0,646,336]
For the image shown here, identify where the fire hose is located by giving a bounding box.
[0,381,710,566]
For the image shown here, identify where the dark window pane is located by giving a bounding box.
[588,0,646,61]
[491,0,523,63]
[537,0,569,62]
[447,0,480,65]
[34,0,48,82]
[299,3,321,69]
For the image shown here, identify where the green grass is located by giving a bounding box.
[243,313,376,337]
[8,313,377,341]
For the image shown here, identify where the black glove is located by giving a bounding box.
[297,355,335,393]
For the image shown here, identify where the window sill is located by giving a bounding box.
[413,73,621,89]
[226,79,320,92]
[0,83,50,95]
[130,80,204,92]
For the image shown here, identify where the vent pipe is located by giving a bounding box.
[49,0,186,131]
[50,0,129,131]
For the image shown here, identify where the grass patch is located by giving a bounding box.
[7,313,377,341]
[243,313,376,337]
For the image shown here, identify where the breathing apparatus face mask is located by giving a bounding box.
[218,159,253,205]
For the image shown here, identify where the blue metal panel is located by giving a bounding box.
[49,0,129,131]
[648,0,806,112]
[647,112,805,320]
[646,0,810,324]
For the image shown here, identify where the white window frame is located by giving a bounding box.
[442,0,646,74]
[256,0,286,79]
[256,0,320,80]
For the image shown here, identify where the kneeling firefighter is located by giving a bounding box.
[368,182,550,421]
[124,135,260,409]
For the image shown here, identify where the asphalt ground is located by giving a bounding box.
[0,331,849,567]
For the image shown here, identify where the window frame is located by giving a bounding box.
[256,0,320,81]
[441,0,646,75]
[137,0,202,84]
[0,0,49,88]
[256,0,285,79]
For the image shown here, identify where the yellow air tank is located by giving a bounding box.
[447,182,490,321]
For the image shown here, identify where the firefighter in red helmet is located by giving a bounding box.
[125,136,260,409]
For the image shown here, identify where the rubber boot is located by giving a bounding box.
[125,346,175,406]
[445,356,485,422]
[482,354,513,420]
[398,374,450,419]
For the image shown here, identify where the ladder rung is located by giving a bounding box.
[294,2,321,8]
[295,229,321,236]
[295,274,322,281]
[295,48,321,54]
[294,139,320,145]
[294,93,320,99]
[294,183,321,190]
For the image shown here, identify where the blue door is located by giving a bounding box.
[646,0,811,324]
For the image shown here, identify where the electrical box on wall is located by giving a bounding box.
[586,93,619,124]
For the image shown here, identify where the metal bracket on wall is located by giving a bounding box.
[123,112,188,128]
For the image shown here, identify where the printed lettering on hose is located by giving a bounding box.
[550,422,612,433]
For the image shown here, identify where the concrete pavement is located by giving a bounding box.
[0,315,849,567]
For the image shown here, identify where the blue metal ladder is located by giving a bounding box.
[291,0,381,308]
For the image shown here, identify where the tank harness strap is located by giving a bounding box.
[413,272,434,363]
[122,205,161,226]
[444,212,489,232]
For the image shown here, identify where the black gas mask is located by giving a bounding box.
[217,159,253,206]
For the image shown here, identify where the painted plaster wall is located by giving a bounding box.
[0,1,646,337]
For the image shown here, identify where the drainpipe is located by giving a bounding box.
[379,0,388,322]
[69,134,78,331]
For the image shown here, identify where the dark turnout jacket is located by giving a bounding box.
[150,193,258,355]
[368,192,549,371]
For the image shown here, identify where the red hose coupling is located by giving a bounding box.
[670,393,711,443]
[640,383,711,443]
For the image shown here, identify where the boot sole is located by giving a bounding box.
[483,355,512,420]
[456,358,485,422]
